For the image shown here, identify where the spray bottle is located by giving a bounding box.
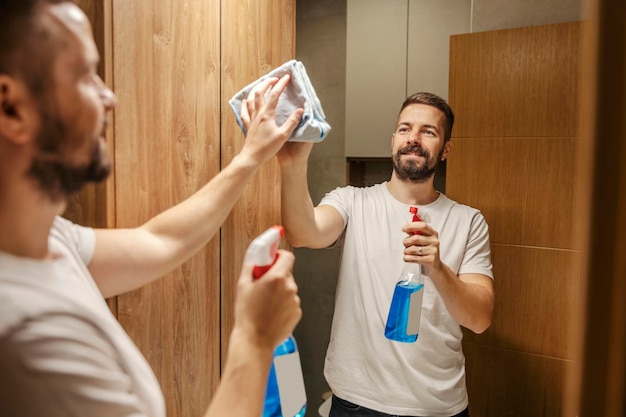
[245,226,307,417]
[384,207,425,343]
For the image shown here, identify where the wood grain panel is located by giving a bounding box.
[463,244,582,359]
[449,22,581,139]
[112,1,221,416]
[464,342,575,417]
[570,0,626,414]
[448,23,583,416]
[446,137,577,249]
[220,0,296,364]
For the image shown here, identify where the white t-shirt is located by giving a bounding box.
[320,183,493,416]
[0,216,165,417]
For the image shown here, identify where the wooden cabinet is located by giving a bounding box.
[67,1,294,416]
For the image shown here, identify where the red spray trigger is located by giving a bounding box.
[244,226,285,280]
[409,206,423,235]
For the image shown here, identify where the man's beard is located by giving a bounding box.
[28,111,111,202]
[392,143,443,182]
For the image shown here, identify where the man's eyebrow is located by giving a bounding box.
[422,124,440,132]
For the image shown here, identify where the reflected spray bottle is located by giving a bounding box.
[245,226,307,417]
[384,207,425,343]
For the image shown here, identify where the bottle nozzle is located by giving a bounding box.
[409,206,423,235]
[245,226,284,279]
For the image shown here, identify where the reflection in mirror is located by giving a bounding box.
[295,1,584,416]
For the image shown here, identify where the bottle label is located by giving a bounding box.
[407,285,424,334]
[274,351,307,416]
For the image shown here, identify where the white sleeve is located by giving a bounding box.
[458,212,494,279]
[53,216,96,265]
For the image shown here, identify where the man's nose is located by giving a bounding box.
[101,87,117,110]
[95,75,118,110]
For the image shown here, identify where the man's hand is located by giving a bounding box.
[239,75,304,167]
[233,249,301,350]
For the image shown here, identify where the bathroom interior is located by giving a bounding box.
[64,0,624,416]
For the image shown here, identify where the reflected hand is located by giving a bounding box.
[402,220,442,276]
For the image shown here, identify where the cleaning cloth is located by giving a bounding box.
[228,59,331,142]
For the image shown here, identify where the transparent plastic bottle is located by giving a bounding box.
[384,207,425,343]
[245,226,307,417]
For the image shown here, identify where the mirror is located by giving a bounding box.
[293,1,585,416]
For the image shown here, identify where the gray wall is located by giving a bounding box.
[294,0,583,415]
[294,0,346,414]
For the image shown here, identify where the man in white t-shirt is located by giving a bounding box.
[0,1,304,416]
[241,91,494,417]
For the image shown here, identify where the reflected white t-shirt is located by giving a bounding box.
[320,183,493,417]
[0,216,165,417]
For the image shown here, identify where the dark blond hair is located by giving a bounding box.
[0,0,73,96]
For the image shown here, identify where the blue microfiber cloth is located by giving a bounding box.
[228,59,331,142]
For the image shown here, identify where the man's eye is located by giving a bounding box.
[398,127,409,133]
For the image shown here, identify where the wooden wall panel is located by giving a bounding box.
[463,244,581,359]
[464,343,574,417]
[111,1,221,417]
[448,23,581,417]
[220,0,296,364]
[449,22,581,139]
[446,137,578,249]
[569,0,626,414]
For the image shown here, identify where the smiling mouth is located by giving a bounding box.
[402,152,424,158]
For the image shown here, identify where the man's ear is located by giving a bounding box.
[0,75,38,145]
[441,140,452,161]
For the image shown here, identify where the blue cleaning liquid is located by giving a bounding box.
[385,281,424,343]
[262,336,307,417]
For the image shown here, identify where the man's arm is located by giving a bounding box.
[239,95,345,250]
[88,75,303,298]
[402,220,495,334]
[278,148,345,249]
[203,250,301,417]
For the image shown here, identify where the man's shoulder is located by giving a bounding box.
[438,193,484,216]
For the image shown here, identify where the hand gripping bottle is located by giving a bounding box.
[245,226,307,417]
[384,207,425,343]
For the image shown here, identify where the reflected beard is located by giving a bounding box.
[392,144,442,182]
[28,113,111,202]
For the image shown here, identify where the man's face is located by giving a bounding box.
[28,2,116,200]
[391,103,450,182]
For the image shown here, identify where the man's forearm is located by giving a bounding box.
[280,168,318,247]
[428,264,494,334]
[90,153,263,296]
[202,329,274,417]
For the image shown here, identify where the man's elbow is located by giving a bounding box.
[284,230,333,249]
[469,318,492,335]
[466,310,493,335]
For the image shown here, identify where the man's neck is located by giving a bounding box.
[386,174,440,206]
[0,181,65,259]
